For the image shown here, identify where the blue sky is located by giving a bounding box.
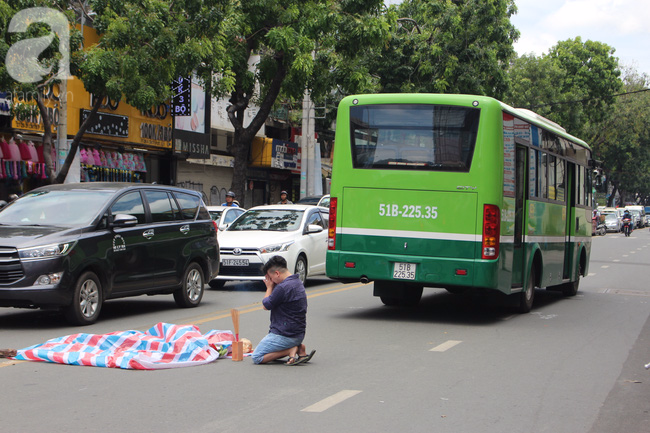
[385,0,650,77]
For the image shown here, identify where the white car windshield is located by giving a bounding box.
[0,190,112,227]
[228,209,304,232]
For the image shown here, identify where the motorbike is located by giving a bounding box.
[622,218,633,237]
[596,222,607,236]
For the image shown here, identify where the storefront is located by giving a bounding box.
[250,136,301,205]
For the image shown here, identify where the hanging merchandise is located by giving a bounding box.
[35,144,45,163]
[27,141,38,161]
[79,146,145,183]
[19,140,31,161]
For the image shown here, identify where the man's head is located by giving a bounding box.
[225,191,235,204]
[280,191,288,200]
[262,255,289,284]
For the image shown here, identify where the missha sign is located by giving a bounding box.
[174,129,209,159]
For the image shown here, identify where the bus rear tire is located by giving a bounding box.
[400,285,423,306]
[516,267,536,313]
[380,296,399,306]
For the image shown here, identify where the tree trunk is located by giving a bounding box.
[226,52,288,204]
[35,96,55,183]
[607,184,618,207]
[35,92,103,184]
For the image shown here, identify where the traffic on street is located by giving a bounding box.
[2,231,649,433]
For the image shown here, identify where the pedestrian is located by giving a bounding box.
[221,191,239,207]
[277,190,293,205]
[251,255,316,365]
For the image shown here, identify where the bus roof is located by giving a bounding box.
[340,93,591,151]
[499,101,591,150]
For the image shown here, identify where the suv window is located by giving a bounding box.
[173,192,200,220]
[144,190,175,223]
[111,191,146,224]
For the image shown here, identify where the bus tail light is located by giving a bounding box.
[328,197,337,250]
[482,204,500,260]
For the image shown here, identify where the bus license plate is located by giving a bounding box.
[393,262,416,280]
[223,259,249,266]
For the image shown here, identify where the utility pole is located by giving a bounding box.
[299,87,322,198]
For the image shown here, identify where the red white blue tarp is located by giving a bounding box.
[13,322,235,370]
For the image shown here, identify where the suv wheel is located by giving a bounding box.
[64,271,102,325]
[174,262,204,307]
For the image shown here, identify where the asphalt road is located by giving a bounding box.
[1,231,650,432]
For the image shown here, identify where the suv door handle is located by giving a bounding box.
[180,225,190,234]
[143,229,154,239]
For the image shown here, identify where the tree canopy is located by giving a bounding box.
[365,0,519,99]
[215,0,392,200]
[506,37,623,140]
[589,69,650,205]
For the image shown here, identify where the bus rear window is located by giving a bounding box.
[350,104,480,171]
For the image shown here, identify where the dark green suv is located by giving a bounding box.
[0,183,219,325]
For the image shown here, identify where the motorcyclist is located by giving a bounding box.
[221,191,240,207]
[622,209,633,233]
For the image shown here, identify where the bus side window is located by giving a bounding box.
[547,155,556,200]
[555,158,566,201]
[540,152,548,199]
[529,150,537,198]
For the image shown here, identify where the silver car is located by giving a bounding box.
[604,213,621,232]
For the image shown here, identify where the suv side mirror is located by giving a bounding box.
[112,214,138,227]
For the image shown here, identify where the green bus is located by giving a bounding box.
[326,94,592,312]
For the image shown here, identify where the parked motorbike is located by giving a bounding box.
[622,218,633,237]
[596,222,607,236]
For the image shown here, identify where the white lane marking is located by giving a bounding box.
[601,265,609,269]
[613,260,620,262]
[430,340,463,352]
[301,390,362,413]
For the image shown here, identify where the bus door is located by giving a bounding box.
[512,145,527,287]
[563,162,576,279]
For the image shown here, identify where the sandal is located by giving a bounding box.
[285,355,306,366]
[298,349,316,363]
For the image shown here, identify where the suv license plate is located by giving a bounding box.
[393,262,416,280]
[223,259,249,266]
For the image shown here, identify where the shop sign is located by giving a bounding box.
[171,76,191,117]
[271,139,298,170]
[0,95,11,116]
[187,154,234,168]
[80,109,129,137]
[140,122,172,144]
[12,101,59,132]
[174,129,209,159]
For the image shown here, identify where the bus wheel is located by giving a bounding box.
[380,296,400,306]
[400,285,423,307]
[445,286,468,295]
[516,267,536,313]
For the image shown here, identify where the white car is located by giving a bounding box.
[207,206,246,230]
[210,204,329,288]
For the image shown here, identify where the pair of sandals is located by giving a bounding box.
[285,349,316,366]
